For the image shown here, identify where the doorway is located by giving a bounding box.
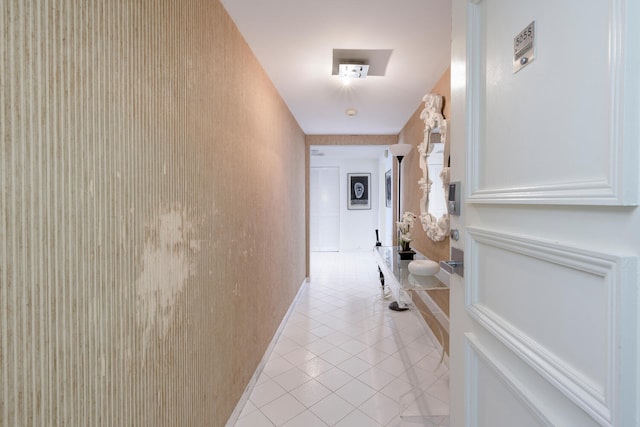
[309,166,340,251]
[309,145,392,253]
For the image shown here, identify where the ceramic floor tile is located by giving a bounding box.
[291,317,324,331]
[273,337,303,357]
[392,343,436,367]
[359,392,401,426]
[305,338,335,356]
[323,330,352,346]
[380,377,417,403]
[309,324,335,338]
[356,347,393,365]
[298,356,335,379]
[290,378,333,408]
[318,346,352,365]
[342,323,372,339]
[286,331,321,347]
[260,393,306,426]
[249,378,288,408]
[356,366,397,391]
[336,355,372,377]
[262,356,296,378]
[309,393,355,426]
[413,353,449,377]
[403,367,442,390]
[272,367,313,392]
[281,347,317,366]
[232,252,449,427]
[372,336,404,355]
[281,409,329,427]
[424,375,449,402]
[366,324,396,341]
[400,388,449,419]
[335,378,377,407]
[375,354,411,377]
[234,409,275,427]
[255,372,271,386]
[405,334,438,351]
[334,409,383,427]
[314,366,353,391]
[337,338,369,355]
[237,400,258,420]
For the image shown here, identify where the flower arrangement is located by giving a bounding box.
[397,211,417,252]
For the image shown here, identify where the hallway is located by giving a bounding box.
[233,252,449,426]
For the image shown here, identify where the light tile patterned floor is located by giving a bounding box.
[234,251,449,427]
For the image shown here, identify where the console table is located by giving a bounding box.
[373,246,447,310]
[373,246,450,423]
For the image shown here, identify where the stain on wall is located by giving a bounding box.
[136,207,199,357]
[0,1,306,426]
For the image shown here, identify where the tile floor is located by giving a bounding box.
[233,251,449,427]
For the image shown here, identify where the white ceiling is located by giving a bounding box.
[220,0,452,135]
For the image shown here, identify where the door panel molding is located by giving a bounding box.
[465,334,553,427]
[465,0,638,206]
[465,227,637,426]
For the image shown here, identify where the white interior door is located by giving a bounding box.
[449,1,639,426]
[310,167,340,251]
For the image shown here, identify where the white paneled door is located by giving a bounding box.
[450,1,639,426]
[310,167,340,251]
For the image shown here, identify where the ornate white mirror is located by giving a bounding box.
[417,94,450,242]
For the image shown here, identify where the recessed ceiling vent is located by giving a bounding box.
[339,63,369,79]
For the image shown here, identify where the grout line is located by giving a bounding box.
[229,252,450,427]
[225,278,311,427]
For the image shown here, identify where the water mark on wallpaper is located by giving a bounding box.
[136,206,200,360]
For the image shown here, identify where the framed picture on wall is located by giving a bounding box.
[347,173,371,210]
[385,169,392,207]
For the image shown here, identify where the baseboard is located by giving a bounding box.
[225,278,309,426]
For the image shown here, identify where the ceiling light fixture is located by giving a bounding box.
[338,63,369,79]
[345,108,358,117]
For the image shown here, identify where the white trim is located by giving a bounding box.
[225,278,310,427]
[464,333,479,427]
[465,0,638,206]
[464,334,555,427]
[465,227,638,426]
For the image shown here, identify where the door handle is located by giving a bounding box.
[440,260,463,276]
[440,247,464,277]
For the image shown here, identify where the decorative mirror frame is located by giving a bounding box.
[417,93,450,242]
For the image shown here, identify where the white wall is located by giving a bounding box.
[378,152,394,246]
[311,155,389,251]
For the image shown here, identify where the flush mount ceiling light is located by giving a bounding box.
[338,63,369,79]
[332,49,392,77]
[345,108,358,117]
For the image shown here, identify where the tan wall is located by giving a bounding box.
[0,1,306,426]
[398,68,451,262]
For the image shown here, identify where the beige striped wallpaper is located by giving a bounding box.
[1,1,306,425]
